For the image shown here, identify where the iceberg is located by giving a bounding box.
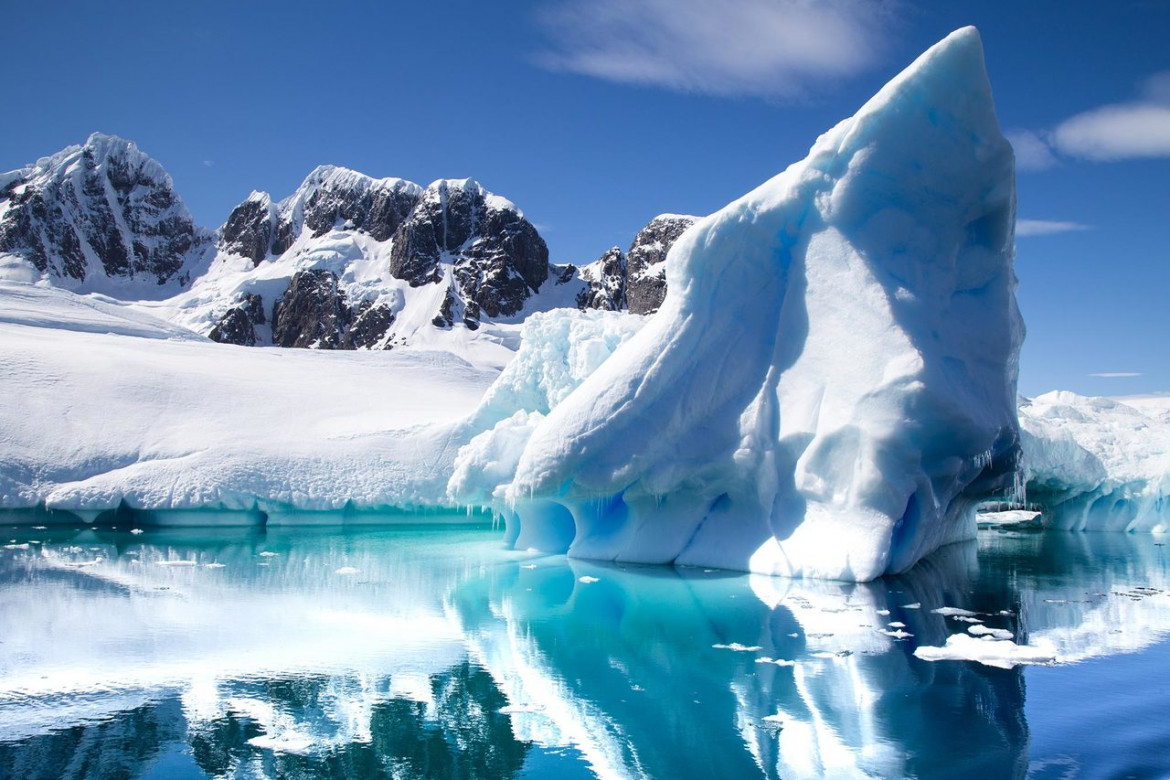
[452,27,1022,581]
[1018,392,1170,531]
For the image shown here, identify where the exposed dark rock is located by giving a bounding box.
[208,293,265,346]
[625,215,696,315]
[390,180,549,325]
[553,264,577,284]
[219,196,275,266]
[576,246,627,311]
[0,133,210,291]
[432,285,457,328]
[344,300,395,348]
[218,167,422,264]
[272,270,351,349]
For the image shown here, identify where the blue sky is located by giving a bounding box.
[3,0,1167,396]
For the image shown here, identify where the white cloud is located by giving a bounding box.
[1051,103,1170,161]
[1088,372,1142,378]
[1017,71,1170,164]
[203,160,215,168]
[1015,219,1091,237]
[1005,129,1058,171]
[533,0,897,98]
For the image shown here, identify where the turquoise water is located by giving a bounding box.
[1,516,1168,779]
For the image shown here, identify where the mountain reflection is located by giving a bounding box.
[1,518,1168,779]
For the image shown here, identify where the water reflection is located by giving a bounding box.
[1,518,1169,779]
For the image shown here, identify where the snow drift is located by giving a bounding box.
[451,27,1023,581]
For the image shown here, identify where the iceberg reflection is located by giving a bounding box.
[1,519,1169,778]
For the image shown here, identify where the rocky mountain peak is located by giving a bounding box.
[389,178,548,328]
[0,133,211,295]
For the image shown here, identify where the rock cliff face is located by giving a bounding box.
[200,173,549,348]
[576,214,697,315]
[219,167,423,265]
[0,133,211,295]
[389,179,549,328]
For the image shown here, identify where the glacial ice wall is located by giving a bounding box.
[452,27,1023,581]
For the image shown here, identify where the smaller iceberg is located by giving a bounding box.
[451,27,1023,581]
[1019,392,1170,531]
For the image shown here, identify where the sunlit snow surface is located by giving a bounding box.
[457,28,1023,580]
[1,520,1170,779]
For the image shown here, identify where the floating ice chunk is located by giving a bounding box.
[334,566,360,575]
[968,625,1014,640]
[881,629,914,640]
[203,562,226,569]
[932,607,981,617]
[902,603,922,610]
[258,551,278,557]
[156,560,197,567]
[3,543,29,550]
[954,616,983,624]
[130,528,145,534]
[578,575,599,584]
[914,634,1056,669]
[712,643,763,652]
[888,621,906,628]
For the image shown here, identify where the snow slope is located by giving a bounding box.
[1019,391,1170,531]
[0,281,495,520]
[450,27,1023,581]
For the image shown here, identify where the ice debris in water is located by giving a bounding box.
[932,607,981,617]
[914,634,1057,669]
[969,625,1014,640]
[578,575,599,584]
[448,27,1022,582]
[712,643,764,652]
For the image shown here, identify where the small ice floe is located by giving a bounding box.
[881,629,914,640]
[32,526,46,531]
[520,564,537,569]
[334,566,360,576]
[998,609,1015,616]
[578,575,599,583]
[953,616,982,623]
[2,543,29,550]
[258,551,278,557]
[62,560,101,568]
[755,657,797,667]
[888,621,906,628]
[498,703,543,715]
[712,643,763,652]
[203,562,226,569]
[157,560,197,567]
[968,625,1014,641]
[914,634,1056,669]
[932,607,980,617]
[902,602,922,609]
[876,609,891,616]
[130,529,144,535]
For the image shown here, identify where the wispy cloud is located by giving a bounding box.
[532,0,897,98]
[203,160,215,168]
[1016,219,1091,237]
[1013,71,1170,166]
[1088,372,1142,378]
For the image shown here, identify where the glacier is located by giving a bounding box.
[451,27,1024,581]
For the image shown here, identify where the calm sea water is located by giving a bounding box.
[0,514,1168,779]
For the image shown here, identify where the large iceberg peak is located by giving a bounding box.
[453,28,1022,581]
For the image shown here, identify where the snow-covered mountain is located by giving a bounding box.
[0,133,213,297]
[0,132,702,354]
